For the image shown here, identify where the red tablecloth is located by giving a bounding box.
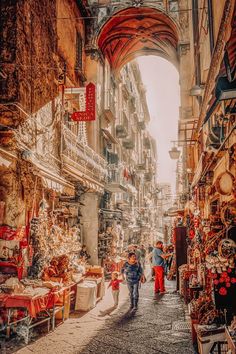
[0,288,67,318]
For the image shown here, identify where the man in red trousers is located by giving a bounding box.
[151,241,172,294]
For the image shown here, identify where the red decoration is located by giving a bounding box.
[0,226,17,240]
[231,278,236,284]
[71,83,96,121]
[226,282,231,288]
[189,230,195,239]
[213,279,219,285]
[219,278,225,283]
[219,287,227,296]
[221,272,228,278]
[227,268,232,273]
[193,217,199,228]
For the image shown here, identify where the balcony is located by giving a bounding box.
[136,163,146,171]
[138,121,146,130]
[144,137,151,149]
[144,171,153,182]
[62,124,107,182]
[104,91,116,122]
[116,124,128,138]
[105,168,127,193]
[122,138,135,150]
[116,192,130,206]
[129,96,136,113]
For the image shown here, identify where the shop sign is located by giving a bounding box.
[71,83,96,122]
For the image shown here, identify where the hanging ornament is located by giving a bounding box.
[219,287,227,296]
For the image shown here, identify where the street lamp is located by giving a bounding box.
[168,146,181,160]
[168,138,197,160]
[169,141,181,160]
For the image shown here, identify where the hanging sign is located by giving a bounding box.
[71,83,96,122]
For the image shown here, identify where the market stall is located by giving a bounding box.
[178,195,236,353]
[0,182,105,344]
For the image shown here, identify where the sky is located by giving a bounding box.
[137,56,180,195]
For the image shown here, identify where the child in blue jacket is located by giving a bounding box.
[121,252,144,310]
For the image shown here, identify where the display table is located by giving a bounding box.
[0,290,51,343]
[225,327,236,354]
[0,285,74,343]
[194,324,226,354]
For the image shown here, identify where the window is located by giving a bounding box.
[75,33,83,71]
[192,0,201,85]
[207,0,214,54]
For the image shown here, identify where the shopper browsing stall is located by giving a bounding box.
[151,241,173,294]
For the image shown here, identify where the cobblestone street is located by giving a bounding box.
[6,279,194,354]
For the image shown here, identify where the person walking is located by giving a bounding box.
[134,245,141,263]
[121,252,144,310]
[151,241,172,294]
[108,272,123,308]
[148,244,153,254]
[139,244,146,270]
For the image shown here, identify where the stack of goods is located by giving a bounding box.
[0,225,30,279]
[0,277,25,294]
[98,230,113,259]
[30,200,81,277]
[189,293,219,325]
[0,276,62,296]
[41,255,73,285]
[75,281,97,311]
[178,264,191,297]
[205,239,236,294]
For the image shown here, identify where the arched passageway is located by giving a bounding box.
[97,7,179,72]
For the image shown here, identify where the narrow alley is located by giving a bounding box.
[9,280,193,354]
[0,1,236,353]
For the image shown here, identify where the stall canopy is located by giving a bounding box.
[0,147,16,168]
[31,159,75,195]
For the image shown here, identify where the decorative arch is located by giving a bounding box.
[97,7,179,71]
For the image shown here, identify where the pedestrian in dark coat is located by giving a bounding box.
[121,252,144,310]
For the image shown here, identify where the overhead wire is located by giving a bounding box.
[56,6,208,20]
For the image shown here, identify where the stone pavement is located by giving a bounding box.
[5,279,194,354]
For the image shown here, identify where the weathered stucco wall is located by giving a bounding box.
[16,0,58,115]
[0,160,43,227]
[0,0,58,126]
[57,0,86,84]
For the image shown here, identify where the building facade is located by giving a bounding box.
[0,0,158,268]
[179,0,236,240]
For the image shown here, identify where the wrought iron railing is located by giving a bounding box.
[62,124,107,180]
